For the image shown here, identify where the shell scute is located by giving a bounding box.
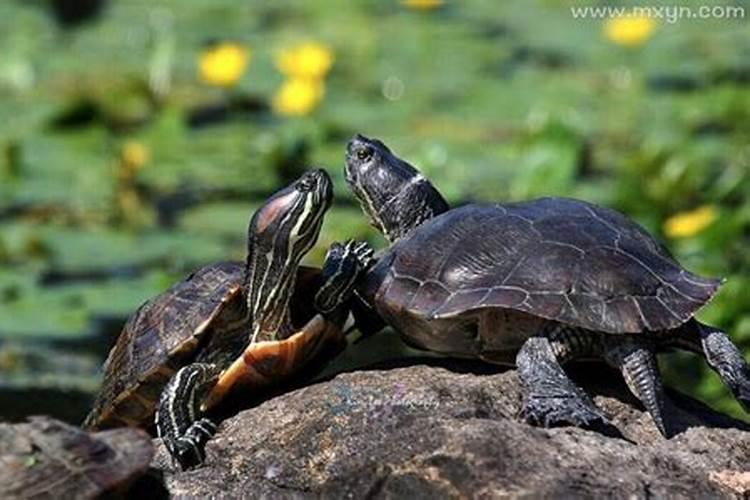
[84,261,245,428]
[385,198,720,333]
[479,287,528,310]
[409,281,451,316]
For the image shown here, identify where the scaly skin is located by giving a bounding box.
[157,238,373,469]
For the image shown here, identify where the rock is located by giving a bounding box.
[0,416,154,500]
[152,361,750,499]
[710,471,750,497]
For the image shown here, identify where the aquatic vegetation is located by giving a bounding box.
[0,0,747,421]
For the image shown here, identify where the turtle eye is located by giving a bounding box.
[297,176,315,192]
[356,148,371,161]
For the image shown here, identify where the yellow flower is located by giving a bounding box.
[603,16,657,47]
[663,205,718,239]
[276,42,334,81]
[120,140,148,177]
[272,78,324,116]
[401,0,444,10]
[198,42,250,87]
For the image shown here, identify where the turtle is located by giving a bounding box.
[0,416,153,500]
[343,134,750,437]
[84,169,373,468]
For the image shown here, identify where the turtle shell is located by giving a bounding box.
[85,262,324,430]
[84,261,246,429]
[0,416,152,499]
[376,198,721,334]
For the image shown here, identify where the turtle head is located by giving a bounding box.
[245,168,333,341]
[345,134,449,243]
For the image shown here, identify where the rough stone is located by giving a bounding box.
[150,360,750,499]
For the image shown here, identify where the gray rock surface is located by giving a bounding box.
[0,416,153,500]
[152,362,750,499]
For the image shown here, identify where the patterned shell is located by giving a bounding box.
[0,416,153,499]
[379,198,721,333]
[84,261,245,429]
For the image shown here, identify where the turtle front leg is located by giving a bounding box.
[314,239,374,315]
[156,363,220,469]
[602,339,669,436]
[516,325,617,434]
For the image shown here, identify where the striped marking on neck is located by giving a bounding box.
[251,193,322,344]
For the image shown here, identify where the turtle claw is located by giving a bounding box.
[167,417,217,470]
[724,361,750,413]
[733,373,750,413]
[316,240,375,314]
[172,439,205,470]
[344,239,375,269]
[520,393,620,437]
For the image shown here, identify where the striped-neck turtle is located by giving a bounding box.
[344,134,750,436]
[0,416,152,499]
[84,169,372,468]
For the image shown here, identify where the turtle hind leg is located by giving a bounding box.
[603,340,670,437]
[675,321,750,411]
[156,363,220,469]
[516,327,618,436]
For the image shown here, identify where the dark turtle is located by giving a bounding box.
[0,416,152,500]
[84,169,372,468]
[344,134,750,436]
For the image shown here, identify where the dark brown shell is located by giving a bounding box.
[378,198,720,333]
[0,416,152,499]
[84,262,325,430]
[84,261,245,429]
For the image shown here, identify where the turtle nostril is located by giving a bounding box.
[348,134,370,154]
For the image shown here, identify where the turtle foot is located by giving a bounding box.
[520,393,620,437]
[346,239,375,269]
[732,371,750,413]
[724,359,750,413]
[172,437,205,470]
[315,240,375,315]
[167,418,217,470]
[698,325,750,413]
[157,364,220,470]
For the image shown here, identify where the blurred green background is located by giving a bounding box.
[0,0,748,423]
